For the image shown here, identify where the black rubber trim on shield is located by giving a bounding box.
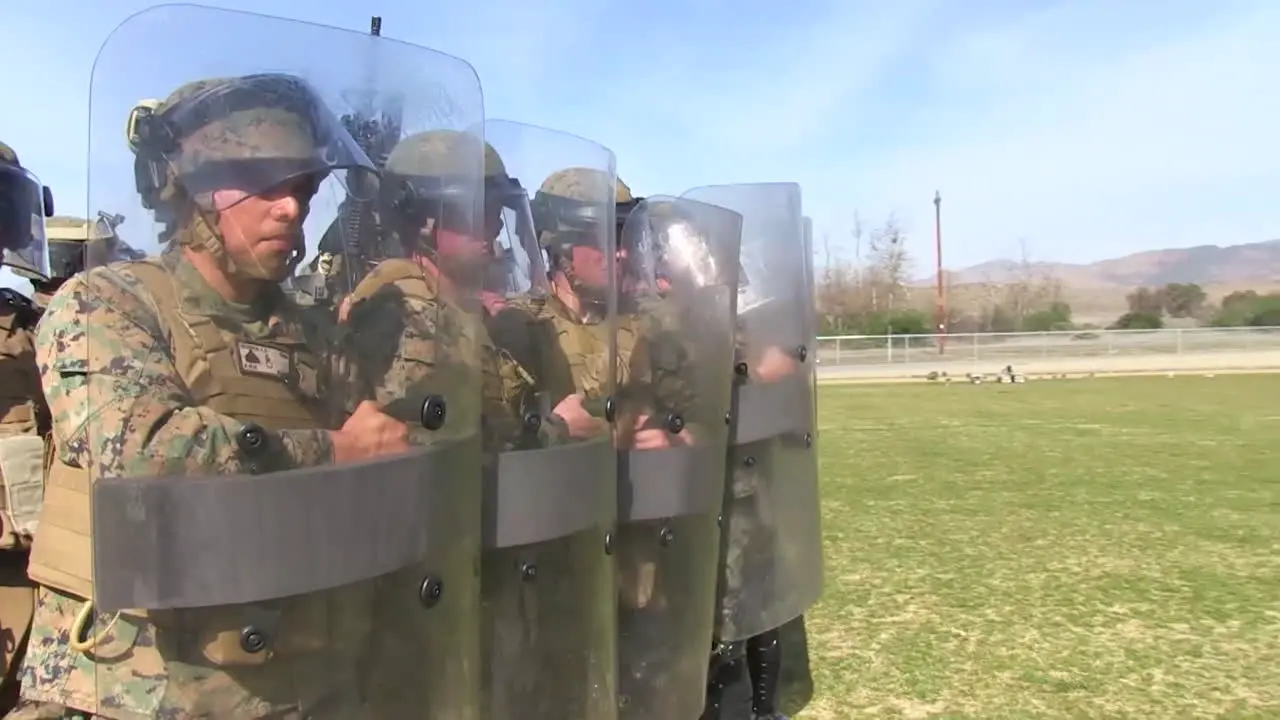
[91,446,469,612]
[731,374,814,446]
[619,446,722,522]
[483,438,614,549]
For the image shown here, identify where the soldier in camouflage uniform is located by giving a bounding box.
[338,126,613,719]
[5,213,141,310]
[465,126,620,719]
[0,139,53,716]
[9,65,435,717]
[610,194,743,719]
[530,166,745,717]
[686,183,822,720]
[340,129,591,458]
[527,170,633,401]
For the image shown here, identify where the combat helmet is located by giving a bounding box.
[124,74,375,277]
[0,140,54,267]
[381,129,508,223]
[127,74,373,212]
[8,212,143,283]
[531,167,620,239]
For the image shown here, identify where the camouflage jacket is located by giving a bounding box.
[533,291,718,440]
[37,251,335,481]
[344,258,557,455]
[24,251,346,718]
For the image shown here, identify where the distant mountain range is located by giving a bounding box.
[907,239,1280,323]
[916,239,1280,288]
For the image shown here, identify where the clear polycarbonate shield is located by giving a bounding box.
[0,164,51,278]
[480,119,557,298]
[481,133,619,719]
[681,183,823,642]
[613,196,742,718]
[80,6,483,718]
[802,214,819,427]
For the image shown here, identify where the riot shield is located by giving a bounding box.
[481,136,619,719]
[614,196,742,718]
[65,6,484,717]
[0,161,51,279]
[481,119,555,298]
[802,214,819,427]
[681,182,823,643]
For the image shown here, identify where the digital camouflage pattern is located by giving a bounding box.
[39,256,335,479]
[385,129,506,179]
[154,75,356,178]
[132,74,374,285]
[15,57,380,716]
[538,167,616,206]
[343,258,524,453]
[16,251,344,719]
[361,129,533,452]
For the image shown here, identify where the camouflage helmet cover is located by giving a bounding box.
[537,167,614,205]
[532,167,618,247]
[380,129,501,230]
[127,73,375,202]
[385,129,506,180]
[7,214,136,281]
[615,177,633,203]
[0,141,21,168]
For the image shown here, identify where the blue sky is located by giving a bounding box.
[1,0,1276,292]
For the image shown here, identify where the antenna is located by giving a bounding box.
[370,16,382,36]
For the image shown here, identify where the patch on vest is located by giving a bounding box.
[235,341,293,379]
[0,434,46,537]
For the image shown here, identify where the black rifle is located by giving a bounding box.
[334,15,404,294]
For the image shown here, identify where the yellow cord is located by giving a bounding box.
[69,600,120,653]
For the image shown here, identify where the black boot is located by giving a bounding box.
[747,629,787,720]
[701,642,747,720]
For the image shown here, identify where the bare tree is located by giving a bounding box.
[865,214,912,312]
[999,238,1063,327]
[817,230,860,332]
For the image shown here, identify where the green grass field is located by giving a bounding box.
[798,374,1280,719]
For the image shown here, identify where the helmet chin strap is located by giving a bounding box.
[183,205,294,282]
[552,252,607,322]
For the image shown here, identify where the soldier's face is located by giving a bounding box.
[211,174,318,280]
[569,244,614,289]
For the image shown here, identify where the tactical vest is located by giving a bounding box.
[542,295,639,399]
[0,294,48,551]
[347,258,532,453]
[28,259,327,601]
